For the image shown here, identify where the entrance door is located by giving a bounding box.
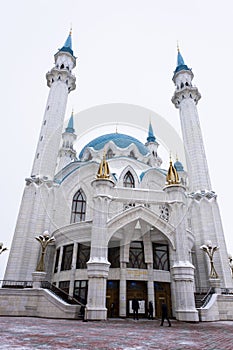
[106,280,119,318]
[154,282,171,318]
[127,281,147,318]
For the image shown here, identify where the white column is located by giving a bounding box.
[165,184,199,322]
[86,179,114,320]
[69,242,78,296]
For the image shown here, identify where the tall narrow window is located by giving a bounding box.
[76,243,90,269]
[61,244,74,271]
[108,246,120,268]
[59,281,70,294]
[153,243,170,271]
[54,247,60,273]
[127,241,147,269]
[123,171,135,188]
[73,280,88,304]
[71,189,86,223]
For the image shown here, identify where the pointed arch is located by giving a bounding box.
[71,189,86,223]
[107,205,175,249]
[123,171,135,188]
[119,165,139,188]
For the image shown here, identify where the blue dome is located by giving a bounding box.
[79,133,149,158]
[174,160,184,171]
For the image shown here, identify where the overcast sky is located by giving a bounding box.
[0,0,233,279]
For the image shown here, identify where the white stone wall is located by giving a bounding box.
[0,288,80,319]
[199,294,233,321]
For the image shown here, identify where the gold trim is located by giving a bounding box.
[166,159,180,185]
[96,152,110,179]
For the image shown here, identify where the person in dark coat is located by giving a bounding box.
[148,300,154,319]
[110,302,115,318]
[160,301,171,326]
[132,297,140,320]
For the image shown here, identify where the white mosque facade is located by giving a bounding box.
[1,32,233,322]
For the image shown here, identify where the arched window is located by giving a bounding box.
[123,171,135,188]
[106,148,114,159]
[71,189,86,223]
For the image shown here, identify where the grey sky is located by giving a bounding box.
[0,0,232,278]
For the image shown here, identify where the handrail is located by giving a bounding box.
[41,281,84,306]
[200,287,214,308]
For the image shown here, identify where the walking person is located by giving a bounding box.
[160,301,171,326]
[148,300,153,320]
[132,297,140,320]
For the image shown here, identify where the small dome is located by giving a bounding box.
[174,160,184,172]
[79,133,149,159]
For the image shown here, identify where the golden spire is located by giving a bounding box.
[96,151,110,179]
[166,157,180,185]
[177,40,180,52]
[70,24,72,36]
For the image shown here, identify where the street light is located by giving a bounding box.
[0,242,7,254]
[35,230,55,272]
[228,254,233,277]
[200,240,219,278]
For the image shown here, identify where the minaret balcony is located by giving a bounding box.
[46,68,76,91]
[172,86,201,108]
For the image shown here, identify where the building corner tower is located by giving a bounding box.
[172,48,233,288]
[4,31,76,281]
[32,31,76,180]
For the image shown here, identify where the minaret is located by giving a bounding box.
[56,111,77,173]
[171,48,211,192]
[31,30,76,180]
[172,47,233,289]
[145,121,162,167]
[4,31,76,281]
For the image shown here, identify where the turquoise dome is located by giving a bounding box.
[174,160,184,171]
[79,133,149,158]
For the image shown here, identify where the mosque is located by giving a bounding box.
[1,31,233,322]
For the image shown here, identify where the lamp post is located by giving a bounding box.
[0,243,7,255]
[200,240,219,279]
[228,254,233,277]
[35,230,55,272]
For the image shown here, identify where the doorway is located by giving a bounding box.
[154,282,172,318]
[127,281,147,318]
[106,280,119,318]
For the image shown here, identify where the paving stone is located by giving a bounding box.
[0,317,232,349]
